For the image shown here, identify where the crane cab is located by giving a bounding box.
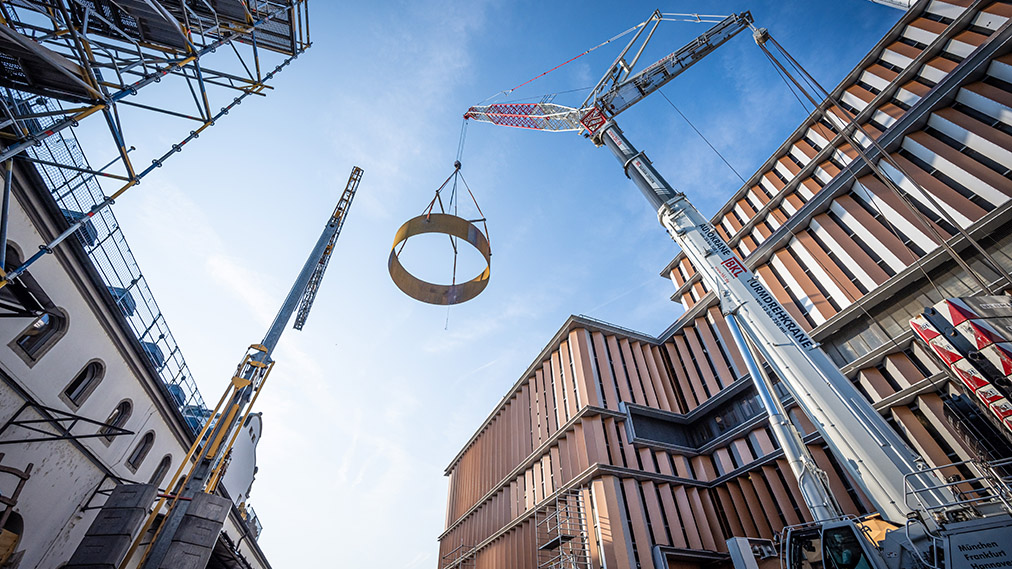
[783,520,887,569]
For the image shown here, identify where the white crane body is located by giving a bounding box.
[465,11,1012,569]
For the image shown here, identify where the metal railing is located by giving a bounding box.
[12,94,209,434]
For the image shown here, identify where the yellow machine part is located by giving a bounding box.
[856,514,901,545]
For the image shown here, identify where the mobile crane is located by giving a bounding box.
[464,12,1012,569]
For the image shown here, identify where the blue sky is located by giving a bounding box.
[72,1,902,566]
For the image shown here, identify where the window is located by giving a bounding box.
[126,432,154,471]
[149,455,172,488]
[61,360,104,407]
[12,308,67,363]
[100,400,132,442]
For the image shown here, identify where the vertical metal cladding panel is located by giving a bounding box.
[573,421,591,472]
[620,478,654,566]
[725,481,759,536]
[657,484,688,548]
[736,477,774,538]
[607,336,635,404]
[643,344,675,412]
[560,432,575,481]
[750,427,776,455]
[532,458,544,505]
[885,352,928,388]
[664,342,699,410]
[521,384,534,457]
[549,351,567,427]
[772,248,836,323]
[618,339,648,404]
[737,198,758,221]
[544,454,555,496]
[686,487,719,550]
[932,106,1012,168]
[886,153,988,226]
[917,392,976,460]
[582,485,603,569]
[858,362,898,398]
[713,448,734,475]
[603,417,624,467]
[732,439,754,466]
[810,213,889,288]
[570,330,598,408]
[694,317,734,388]
[551,443,565,485]
[639,448,657,473]
[530,465,538,510]
[592,332,622,410]
[775,458,814,522]
[854,175,943,249]
[706,306,747,378]
[754,265,812,331]
[691,455,717,482]
[794,230,862,303]
[631,342,661,408]
[697,489,730,552]
[747,471,785,533]
[589,479,621,569]
[641,481,670,548]
[561,338,583,416]
[784,192,806,214]
[672,335,712,403]
[761,464,802,526]
[582,416,607,467]
[616,419,639,470]
[836,194,919,269]
[891,405,964,480]
[533,369,547,444]
[671,485,703,549]
[907,130,1012,203]
[714,486,745,537]
[809,446,861,515]
[542,361,560,433]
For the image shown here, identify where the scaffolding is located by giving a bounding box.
[0,0,310,280]
[16,99,211,432]
[536,487,591,569]
[0,0,312,432]
[440,544,476,569]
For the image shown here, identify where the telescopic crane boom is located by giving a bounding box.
[125,166,363,569]
[465,11,1012,569]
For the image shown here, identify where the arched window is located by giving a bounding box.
[100,400,132,442]
[126,432,154,470]
[61,360,104,407]
[148,455,172,488]
[13,308,67,361]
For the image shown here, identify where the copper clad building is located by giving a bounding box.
[438,1,1012,568]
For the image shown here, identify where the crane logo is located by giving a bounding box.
[721,257,746,278]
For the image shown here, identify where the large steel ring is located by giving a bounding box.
[388,213,491,305]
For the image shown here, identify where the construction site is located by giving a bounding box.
[0,0,1009,568]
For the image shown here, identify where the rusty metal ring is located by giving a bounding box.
[388,213,491,305]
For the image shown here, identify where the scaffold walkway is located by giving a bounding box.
[0,0,310,284]
[25,106,210,431]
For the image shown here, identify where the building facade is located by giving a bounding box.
[437,1,1012,568]
[0,139,268,569]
